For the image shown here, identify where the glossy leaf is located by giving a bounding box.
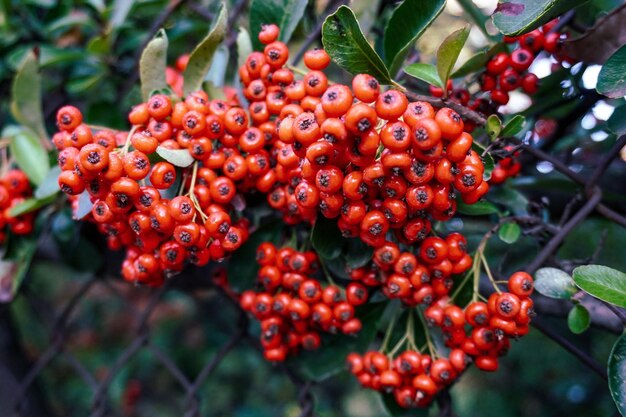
[534,267,578,299]
[11,50,47,140]
[597,44,626,98]
[249,0,308,50]
[567,304,590,334]
[451,43,508,78]
[499,222,521,243]
[501,115,527,137]
[183,2,228,97]
[34,166,61,200]
[436,25,470,88]
[322,6,392,84]
[492,0,589,36]
[608,104,626,136]
[345,238,374,269]
[456,200,500,215]
[6,126,49,186]
[139,29,169,101]
[487,114,503,140]
[9,194,56,217]
[471,142,495,181]
[156,146,195,168]
[573,264,626,307]
[383,0,446,76]
[227,220,283,292]
[311,216,343,260]
[404,63,444,88]
[608,333,626,416]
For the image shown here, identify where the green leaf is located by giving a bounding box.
[206,44,229,88]
[6,126,49,186]
[227,220,283,292]
[10,50,47,140]
[34,166,61,200]
[345,238,374,269]
[9,194,56,217]
[486,114,502,140]
[74,191,93,220]
[534,267,578,299]
[573,264,626,307]
[456,0,493,39]
[608,104,626,136]
[567,304,590,334]
[311,216,343,260]
[492,0,590,36]
[456,200,500,215]
[383,0,446,76]
[139,29,169,102]
[597,44,626,99]
[471,141,495,181]
[249,0,308,50]
[608,333,626,416]
[322,5,392,85]
[436,25,470,88]
[109,0,136,30]
[488,184,529,215]
[451,43,508,78]
[293,302,387,381]
[0,235,38,303]
[236,27,253,71]
[183,2,228,97]
[501,115,527,137]
[155,146,194,168]
[404,63,444,88]
[499,222,521,243]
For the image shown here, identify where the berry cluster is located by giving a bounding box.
[0,169,35,243]
[53,98,252,286]
[240,242,367,361]
[239,25,488,244]
[489,146,521,185]
[348,271,535,408]
[349,233,471,306]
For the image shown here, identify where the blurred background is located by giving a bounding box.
[1,0,624,416]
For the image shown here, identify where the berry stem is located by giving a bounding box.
[417,308,438,358]
[480,251,501,294]
[318,258,338,287]
[119,125,139,155]
[379,314,398,353]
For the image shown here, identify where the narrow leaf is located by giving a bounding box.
[404,63,444,88]
[597,44,626,99]
[567,304,590,334]
[456,200,500,215]
[156,146,194,168]
[11,50,47,140]
[249,0,308,50]
[487,114,503,140]
[322,6,392,84]
[139,29,169,101]
[573,265,626,308]
[534,267,578,299]
[9,194,56,217]
[501,115,527,137]
[499,222,521,244]
[436,25,470,88]
[492,0,589,36]
[608,333,626,416]
[183,2,228,97]
[383,0,446,76]
[6,126,49,185]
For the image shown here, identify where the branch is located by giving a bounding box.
[585,134,626,192]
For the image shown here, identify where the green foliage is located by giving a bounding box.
[609,333,626,417]
[534,267,578,299]
[249,0,308,50]
[139,29,169,101]
[492,0,590,36]
[501,115,527,137]
[311,216,344,260]
[573,265,626,307]
[498,222,521,244]
[10,50,47,140]
[5,126,50,186]
[436,25,470,89]
[597,44,626,98]
[567,304,591,334]
[486,114,503,141]
[156,146,195,167]
[404,63,444,88]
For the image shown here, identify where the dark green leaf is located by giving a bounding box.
[249,0,308,50]
[183,2,228,97]
[501,115,527,137]
[156,146,195,168]
[608,333,626,416]
[6,126,49,186]
[345,238,374,269]
[0,235,38,302]
[456,0,493,39]
[51,208,75,243]
[311,216,343,260]
[597,44,626,98]
[487,114,502,140]
[492,0,589,36]
[139,29,169,102]
[404,63,444,88]
[457,200,500,215]
[608,103,626,136]
[436,25,470,88]
[573,264,626,307]
[488,185,529,215]
[451,43,508,78]
[227,220,283,292]
[34,166,61,200]
[322,6,392,84]
[9,194,56,217]
[10,50,47,140]
[498,222,521,244]
[534,267,578,299]
[293,302,387,381]
[471,141,495,181]
[567,304,590,334]
[383,0,445,76]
